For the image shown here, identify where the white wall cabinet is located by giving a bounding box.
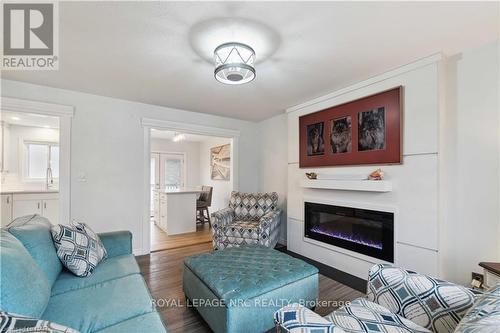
[1,194,13,226]
[12,193,59,224]
[0,121,10,172]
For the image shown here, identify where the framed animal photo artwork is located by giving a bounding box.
[299,87,402,167]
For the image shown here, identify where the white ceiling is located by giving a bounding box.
[1,111,60,129]
[151,129,221,142]
[2,1,498,121]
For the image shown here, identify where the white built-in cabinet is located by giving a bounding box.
[1,194,13,227]
[1,193,59,225]
[158,192,167,231]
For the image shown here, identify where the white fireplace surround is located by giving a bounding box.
[286,54,442,280]
[302,196,397,265]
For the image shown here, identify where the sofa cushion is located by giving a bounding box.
[367,264,478,333]
[455,284,500,333]
[51,222,107,277]
[42,274,154,333]
[8,214,62,287]
[326,298,430,333]
[93,312,166,333]
[183,244,318,302]
[51,254,140,296]
[0,229,51,318]
[0,311,79,333]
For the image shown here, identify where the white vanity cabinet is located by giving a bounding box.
[11,192,59,224]
[1,194,13,227]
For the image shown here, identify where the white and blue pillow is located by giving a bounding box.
[455,284,500,333]
[0,311,79,333]
[51,221,107,277]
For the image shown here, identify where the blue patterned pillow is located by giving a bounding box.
[455,284,500,333]
[326,298,430,333]
[367,264,479,333]
[51,221,107,277]
[0,311,79,332]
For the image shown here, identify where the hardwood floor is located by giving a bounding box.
[137,243,364,333]
[150,222,212,252]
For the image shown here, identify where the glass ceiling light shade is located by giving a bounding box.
[214,42,256,85]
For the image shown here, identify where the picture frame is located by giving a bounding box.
[299,87,402,167]
[210,144,231,180]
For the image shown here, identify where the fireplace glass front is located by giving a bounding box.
[304,202,394,262]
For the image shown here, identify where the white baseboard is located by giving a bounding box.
[133,248,150,256]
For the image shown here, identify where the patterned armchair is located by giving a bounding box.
[275,264,492,333]
[211,191,282,250]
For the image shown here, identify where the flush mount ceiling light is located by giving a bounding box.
[214,42,256,85]
[172,132,186,142]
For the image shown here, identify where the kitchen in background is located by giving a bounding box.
[1,111,60,226]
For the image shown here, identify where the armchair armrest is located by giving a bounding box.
[367,264,481,333]
[211,207,235,227]
[274,303,345,333]
[260,209,282,225]
[98,231,132,258]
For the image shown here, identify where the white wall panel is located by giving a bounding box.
[286,59,441,279]
[396,242,438,276]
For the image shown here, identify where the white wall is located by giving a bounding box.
[198,137,233,213]
[441,41,500,284]
[286,57,442,280]
[258,114,288,245]
[282,41,500,284]
[1,79,259,253]
[150,138,200,187]
[3,125,59,190]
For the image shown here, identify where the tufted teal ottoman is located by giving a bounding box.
[183,245,319,333]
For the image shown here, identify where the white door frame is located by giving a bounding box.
[141,118,240,254]
[1,97,74,224]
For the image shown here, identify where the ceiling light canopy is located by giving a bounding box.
[214,42,255,85]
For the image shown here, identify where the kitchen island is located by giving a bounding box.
[155,187,203,235]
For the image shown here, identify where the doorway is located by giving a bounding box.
[1,97,73,226]
[142,120,240,254]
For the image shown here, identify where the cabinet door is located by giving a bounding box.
[42,198,59,224]
[13,199,42,219]
[1,194,13,226]
[158,193,168,232]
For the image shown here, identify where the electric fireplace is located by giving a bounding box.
[304,202,394,262]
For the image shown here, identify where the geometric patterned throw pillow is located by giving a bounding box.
[0,311,80,332]
[367,264,480,333]
[326,298,431,333]
[455,284,500,333]
[50,221,107,277]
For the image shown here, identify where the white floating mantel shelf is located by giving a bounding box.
[301,179,392,192]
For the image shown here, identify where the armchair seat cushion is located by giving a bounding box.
[326,298,430,333]
[223,220,261,240]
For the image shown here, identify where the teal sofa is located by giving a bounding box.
[0,217,167,333]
